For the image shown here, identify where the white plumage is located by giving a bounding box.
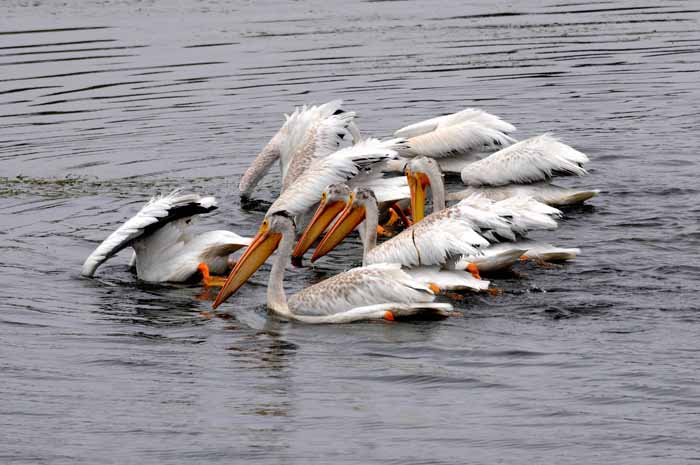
[281,104,358,191]
[308,187,568,282]
[288,262,449,317]
[460,134,589,186]
[404,122,516,159]
[395,107,516,139]
[306,188,493,292]
[213,213,452,323]
[238,100,359,197]
[453,240,580,272]
[456,246,528,274]
[81,191,250,282]
[366,213,489,268]
[355,174,410,205]
[267,137,406,219]
[447,182,600,206]
[404,267,490,292]
[455,194,561,240]
[394,107,516,160]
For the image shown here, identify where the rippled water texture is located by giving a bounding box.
[2,1,700,463]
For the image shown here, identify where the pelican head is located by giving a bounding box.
[291,183,351,266]
[405,156,444,222]
[311,187,377,263]
[213,212,294,309]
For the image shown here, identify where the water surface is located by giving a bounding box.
[2,1,700,463]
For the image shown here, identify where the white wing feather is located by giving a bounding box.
[405,121,516,158]
[405,267,490,292]
[268,138,406,218]
[81,191,217,277]
[351,174,410,205]
[288,262,442,316]
[366,213,489,268]
[455,240,580,271]
[457,194,561,238]
[239,100,345,196]
[461,134,589,186]
[395,108,516,139]
[281,102,355,189]
[456,247,527,273]
[518,241,581,261]
[446,182,600,206]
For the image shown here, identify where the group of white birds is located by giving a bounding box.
[82,100,599,324]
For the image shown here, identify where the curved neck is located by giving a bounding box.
[267,224,296,316]
[361,198,379,266]
[239,139,281,197]
[427,166,446,213]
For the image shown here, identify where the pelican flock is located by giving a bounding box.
[82,100,599,324]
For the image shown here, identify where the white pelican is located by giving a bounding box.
[81,191,250,283]
[459,134,590,186]
[446,194,578,272]
[394,107,516,159]
[211,211,453,323]
[290,180,414,266]
[292,185,489,292]
[299,187,548,291]
[380,107,517,175]
[406,139,598,223]
[303,187,565,280]
[238,100,360,198]
[264,137,408,227]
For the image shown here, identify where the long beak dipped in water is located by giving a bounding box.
[406,166,431,223]
[291,193,347,266]
[212,220,281,309]
[311,193,366,263]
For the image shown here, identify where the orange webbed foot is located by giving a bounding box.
[466,263,482,280]
[427,282,441,294]
[383,310,395,321]
[198,263,228,288]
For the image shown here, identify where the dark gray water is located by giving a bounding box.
[2,1,700,463]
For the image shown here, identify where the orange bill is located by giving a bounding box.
[291,195,346,266]
[406,167,430,222]
[212,220,282,309]
[311,197,366,262]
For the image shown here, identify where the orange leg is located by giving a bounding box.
[427,282,441,294]
[197,263,228,287]
[383,310,395,321]
[466,263,482,280]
